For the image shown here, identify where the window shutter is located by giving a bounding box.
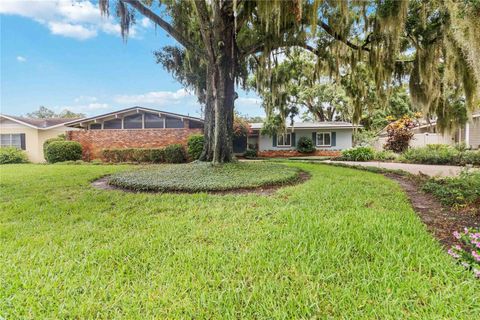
[20,133,26,150]
[291,132,296,147]
[331,132,336,146]
[272,134,277,147]
[312,132,317,145]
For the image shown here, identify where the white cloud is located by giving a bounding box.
[114,89,197,106]
[0,0,140,40]
[60,102,111,115]
[16,56,27,62]
[140,17,152,28]
[74,95,98,103]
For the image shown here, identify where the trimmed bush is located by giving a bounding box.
[401,145,479,165]
[163,144,186,163]
[150,149,165,163]
[0,147,28,164]
[341,147,375,161]
[43,135,65,160]
[374,150,398,161]
[45,141,82,163]
[244,148,258,158]
[296,137,315,153]
[187,134,204,160]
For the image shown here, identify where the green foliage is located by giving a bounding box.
[447,228,480,279]
[0,147,28,164]
[422,171,480,208]
[109,162,300,192]
[296,136,315,153]
[26,106,85,119]
[244,148,258,158]
[102,148,165,163]
[163,144,186,163]
[374,150,398,161]
[187,134,204,160]
[401,145,480,165]
[43,135,66,160]
[2,163,480,318]
[45,141,82,163]
[353,130,378,147]
[341,147,375,161]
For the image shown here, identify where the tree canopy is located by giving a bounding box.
[100,0,479,162]
[26,106,85,119]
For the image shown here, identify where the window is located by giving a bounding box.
[124,114,143,129]
[316,132,331,146]
[90,123,102,130]
[103,118,122,129]
[189,120,204,129]
[277,133,291,147]
[144,113,164,128]
[1,134,23,149]
[165,116,184,128]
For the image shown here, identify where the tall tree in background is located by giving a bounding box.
[101,0,479,163]
[26,106,85,119]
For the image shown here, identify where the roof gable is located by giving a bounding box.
[0,114,77,129]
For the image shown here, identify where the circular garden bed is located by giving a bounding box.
[107,161,304,193]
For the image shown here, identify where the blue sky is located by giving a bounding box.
[0,0,263,118]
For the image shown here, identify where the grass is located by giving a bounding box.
[108,161,300,192]
[1,163,479,318]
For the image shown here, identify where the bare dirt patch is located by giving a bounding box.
[386,173,480,248]
[91,171,310,196]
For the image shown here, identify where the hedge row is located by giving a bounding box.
[102,144,186,163]
[401,145,480,165]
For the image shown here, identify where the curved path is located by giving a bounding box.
[324,160,473,177]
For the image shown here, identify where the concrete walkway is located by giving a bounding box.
[324,160,472,177]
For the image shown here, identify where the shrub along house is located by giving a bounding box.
[65,107,204,160]
[244,121,359,157]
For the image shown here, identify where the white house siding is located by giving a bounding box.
[468,117,480,149]
[258,128,353,151]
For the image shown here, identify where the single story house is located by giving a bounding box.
[0,114,78,162]
[242,121,359,157]
[374,112,480,150]
[65,107,204,160]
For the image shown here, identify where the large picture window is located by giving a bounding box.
[89,123,102,130]
[103,118,122,129]
[277,133,291,147]
[123,114,143,129]
[165,116,184,128]
[1,134,22,149]
[316,132,331,146]
[144,113,164,128]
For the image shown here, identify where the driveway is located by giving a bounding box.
[324,160,472,177]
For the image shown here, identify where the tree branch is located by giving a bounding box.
[318,21,370,52]
[120,0,204,55]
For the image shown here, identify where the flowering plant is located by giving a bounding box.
[384,115,417,153]
[448,227,480,279]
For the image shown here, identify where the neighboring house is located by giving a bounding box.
[374,112,480,150]
[243,122,359,157]
[0,114,78,162]
[65,107,204,160]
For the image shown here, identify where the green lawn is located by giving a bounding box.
[1,163,479,318]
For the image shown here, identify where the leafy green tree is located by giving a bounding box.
[26,106,84,119]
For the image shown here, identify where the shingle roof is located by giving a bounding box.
[1,114,79,129]
[250,121,360,130]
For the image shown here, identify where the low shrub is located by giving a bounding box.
[296,137,315,153]
[374,150,398,161]
[341,147,375,161]
[244,148,257,158]
[401,145,480,165]
[187,134,204,160]
[422,170,480,209]
[43,135,65,160]
[45,141,82,163]
[163,144,186,163]
[448,228,480,279]
[0,147,28,164]
[150,149,165,163]
[102,148,165,163]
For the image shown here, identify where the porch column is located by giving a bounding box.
[465,122,470,148]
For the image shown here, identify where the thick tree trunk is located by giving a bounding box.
[198,0,236,163]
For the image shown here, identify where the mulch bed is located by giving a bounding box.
[385,173,480,249]
[91,171,310,196]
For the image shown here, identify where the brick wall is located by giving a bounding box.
[257,149,341,158]
[67,129,202,160]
